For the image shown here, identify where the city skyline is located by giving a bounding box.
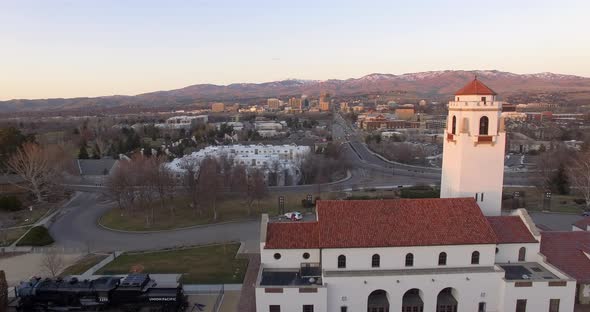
[1,0,589,100]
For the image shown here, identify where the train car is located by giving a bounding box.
[12,273,188,312]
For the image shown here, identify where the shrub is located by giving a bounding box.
[0,196,22,212]
[400,188,440,199]
[16,226,54,246]
[574,198,586,205]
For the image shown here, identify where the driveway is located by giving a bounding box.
[48,192,260,253]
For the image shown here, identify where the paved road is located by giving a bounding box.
[48,192,260,252]
[529,212,583,231]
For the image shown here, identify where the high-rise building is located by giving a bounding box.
[267,98,281,111]
[319,93,330,111]
[440,78,505,216]
[288,97,303,112]
[340,102,350,113]
[211,102,225,112]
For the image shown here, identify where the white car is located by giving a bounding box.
[284,211,303,221]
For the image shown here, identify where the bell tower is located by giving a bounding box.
[440,78,506,216]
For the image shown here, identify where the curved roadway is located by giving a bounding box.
[49,192,259,252]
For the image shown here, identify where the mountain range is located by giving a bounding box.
[2,70,590,114]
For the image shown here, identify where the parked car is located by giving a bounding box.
[284,211,303,221]
[582,211,590,217]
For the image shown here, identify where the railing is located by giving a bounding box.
[212,284,225,312]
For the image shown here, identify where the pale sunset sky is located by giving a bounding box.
[0,0,588,100]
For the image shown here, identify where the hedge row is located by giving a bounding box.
[0,196,22,212]
[16,226,54,246]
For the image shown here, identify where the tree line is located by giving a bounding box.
[106,154,269,227]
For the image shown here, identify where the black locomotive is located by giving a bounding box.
[12,273,188,311]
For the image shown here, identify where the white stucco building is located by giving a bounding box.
[256,202,575,312]
[440,78,506,216]
[155,115,208,129]
[167,144,310,186]
[254,79,577,312]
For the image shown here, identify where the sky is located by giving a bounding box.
[1,0,589,100]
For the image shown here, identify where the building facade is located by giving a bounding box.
[440,78,506,216]
[211,102,225,112]
[167,144,310,186]
[256,202,575,312]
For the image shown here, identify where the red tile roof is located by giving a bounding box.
[265,222,319,249]
[486,216,537,244]
[573,217,590,230]
[541,231,590,283]
[455,78,497,96]
[265,198,498,249]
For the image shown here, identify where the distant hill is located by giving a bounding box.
[2,70,590,113]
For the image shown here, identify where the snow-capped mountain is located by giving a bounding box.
[1,70,589,113]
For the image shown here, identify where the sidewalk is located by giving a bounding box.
[237,254,260,312]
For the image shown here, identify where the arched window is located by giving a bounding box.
[371,254,380,268]
[438,252,447,265]
[518,247,526,261]
[479,116,489,135]
[338,255,346,268]
[451,115,457,134]
[405,253,414,267]
[471,251,480,264]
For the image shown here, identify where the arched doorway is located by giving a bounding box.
[367,289,389,312]
[437,288,458,312]
[402,288,423,312]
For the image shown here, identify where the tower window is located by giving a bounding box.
[471,251,480,264]
[405,253,414,267]
[479,116,489,135]
[371,254,380,268]
[481,96,487,104]
[481,193,484,201]
[451,116,457,134]
[438,252,447,265]
[337,255,346,268]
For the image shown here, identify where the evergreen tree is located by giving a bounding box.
[92,143,101,159]
[78,141,89,159]
[550,164,570,195]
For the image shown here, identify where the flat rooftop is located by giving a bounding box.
[499,262,560,281]
[260,269,322,287]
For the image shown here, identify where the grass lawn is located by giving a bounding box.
[1,204,53,228]
[0,227,29,247]
[100,191,334,231]
[503,187,586,214]
[97,243,247,284]
[60,254,109,276]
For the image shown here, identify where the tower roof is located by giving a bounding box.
[455,78,497,96]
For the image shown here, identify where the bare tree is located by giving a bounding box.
[200,157,223,221]
[247,168,268,213]
[6,143,68,202]
[231,164,250,214]
[569,152,590,210]
[179,158,202,216]
[42,251,65,277]
[218,153,235,187]
[106,163,129,212]
[149,155,176,216]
